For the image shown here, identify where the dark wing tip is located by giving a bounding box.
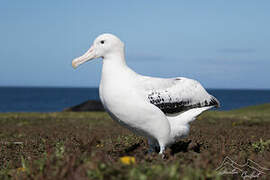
[210,96,221,108]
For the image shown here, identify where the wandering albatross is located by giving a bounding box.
[72,33,220,155]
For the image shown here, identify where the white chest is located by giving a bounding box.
[100,75,136,112]
[99,62,139,117]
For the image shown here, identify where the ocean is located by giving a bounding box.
[0,87,269,112]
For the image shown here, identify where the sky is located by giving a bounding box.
[0,0,269,89]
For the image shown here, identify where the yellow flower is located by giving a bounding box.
[120,156,136,165]
[17,167,26,172]
[96,144,104,148]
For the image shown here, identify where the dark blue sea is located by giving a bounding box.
[0,87,269,112]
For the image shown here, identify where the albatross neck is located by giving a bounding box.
[101,51,136,80]
[102,51,128,68]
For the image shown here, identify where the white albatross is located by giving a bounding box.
[72,33,220,155]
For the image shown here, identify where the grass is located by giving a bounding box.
[0,104,270,179]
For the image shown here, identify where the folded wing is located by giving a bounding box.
[144,77,220,114]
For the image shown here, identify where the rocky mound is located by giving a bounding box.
[64,100,105,112]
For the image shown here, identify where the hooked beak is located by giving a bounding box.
[72,46,96,69]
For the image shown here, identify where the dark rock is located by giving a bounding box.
[63,100,105,112]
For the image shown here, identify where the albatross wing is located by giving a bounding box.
[142,77,220,114]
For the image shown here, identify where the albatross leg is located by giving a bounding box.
[159,145,165,154]
[159,145,166,159]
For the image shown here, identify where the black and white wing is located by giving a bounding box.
[143,77,220,114]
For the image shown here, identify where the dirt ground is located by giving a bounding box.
[0,104,270,179]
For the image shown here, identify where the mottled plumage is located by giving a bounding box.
[146,77,220,114]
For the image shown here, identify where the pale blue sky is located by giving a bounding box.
[0,1,269,89]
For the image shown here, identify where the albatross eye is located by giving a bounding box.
[100,40,105,44]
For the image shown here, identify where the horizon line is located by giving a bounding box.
[0,85,269,91]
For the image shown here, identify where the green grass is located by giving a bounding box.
[0,104,270,179]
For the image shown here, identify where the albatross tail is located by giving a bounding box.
[166,106,214,141]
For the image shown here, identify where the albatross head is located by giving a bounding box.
[72,33,124,68]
